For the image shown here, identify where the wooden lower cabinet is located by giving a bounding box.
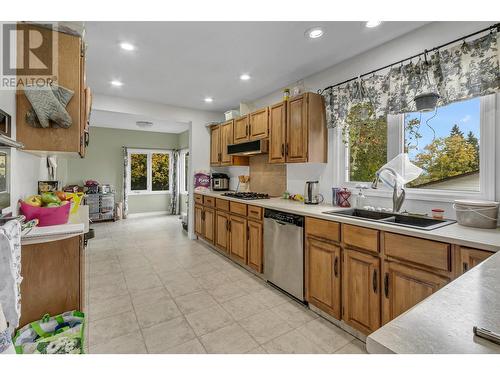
[215,211,230,254]
[460,247,493,274]
[306,238,341,319]
[20,236,83,327]
[229,215,247,263]
[203,207,215,243]
[382,261,449,324]
[342,248,381,335]
[247,220,263,272]
[194,204,203,236]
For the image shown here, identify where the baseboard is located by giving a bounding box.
[126,211,170,218]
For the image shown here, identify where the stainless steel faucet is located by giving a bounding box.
[371,167,406,213]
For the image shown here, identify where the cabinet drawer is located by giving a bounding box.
[247,205,263,221]
[305,217,340,243]
[194,194,203,205]
[216,198,229,212]
[230,201,247,216]
[383,233,450,272]
[203,196,215,207]
[342,224,379,253]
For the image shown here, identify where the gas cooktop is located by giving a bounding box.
[221,192,270,200]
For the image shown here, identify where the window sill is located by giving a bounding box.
[127,191,172,196]
[345,183,487,203]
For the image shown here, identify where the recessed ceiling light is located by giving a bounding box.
[110,80,123,87]
[204,97,213,103]
[120,42,136,51]
[366,21,382,28]
[305,27,324,39]
[240,73,251,81]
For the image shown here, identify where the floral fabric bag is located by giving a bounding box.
[13,311,84,354]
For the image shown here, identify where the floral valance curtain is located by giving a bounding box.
[323,30,500,128]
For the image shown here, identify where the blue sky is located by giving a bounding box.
[404,97,480,160]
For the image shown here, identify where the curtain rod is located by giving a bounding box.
[319,22,500,94]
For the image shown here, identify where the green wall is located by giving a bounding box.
[178,130,189,149]
[66,127,185,214]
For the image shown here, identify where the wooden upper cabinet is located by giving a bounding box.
[269,102,287,164]
[210,125,221,166]
[215,211,230,254]
[460,247,493,274]
[382,261,449,325]
[220,120,233,165]
[16,24,88,156]
[285,93,327,163]
[233,115,250,144]
[249,107,269,140]
[287,95,308,162]
[247,220,263,273]
[342,248,381,335]
[230,215,247,263]
[306,238,341,319]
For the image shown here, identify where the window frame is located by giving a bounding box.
[127,148,173,195]
[339,94,496,203]
[178,148,189,195]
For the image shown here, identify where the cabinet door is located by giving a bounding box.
[269,102,286,164]
[249,108,269,140]
[215,211,230,254]
[247,220,263,273]
[234,115,250,144]
[194,204,204,236]
[203,207,215,243]
[220,120,234,165]
[343,249,381,335]
[210,125,221,166]
[307,238,341,319]
[79,236,86,313]
[230,215,247,263]
[286,94,308,163]
[382,261,449,324]
[461,247,493,274]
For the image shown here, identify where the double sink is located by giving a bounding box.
[323,208,456,231]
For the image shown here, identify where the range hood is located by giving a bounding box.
[0,134,24,149]
[227,139,268,156]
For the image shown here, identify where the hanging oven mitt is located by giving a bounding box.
[24,84,74,129]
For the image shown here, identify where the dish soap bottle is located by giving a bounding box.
[355,184,368,209]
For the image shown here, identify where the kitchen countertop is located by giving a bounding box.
[198,191,500,252]
[21,205,89,245]
[366,251,500,353]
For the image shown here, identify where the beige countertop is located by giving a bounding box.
[21,206,89,245]
[366,252,500,354]
[198,190,500,252]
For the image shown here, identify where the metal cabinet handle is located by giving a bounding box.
[84,132,90,147]
[228,221,231,232]
[285,143,289,156]
[384,273,389,298]
[372,269,378,293]
[463,262,469,273]
[281,144,284,157]
[334,256,339,277]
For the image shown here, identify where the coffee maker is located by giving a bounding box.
[304,181,324,205]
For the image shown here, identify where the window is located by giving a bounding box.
[342,94,495,199]
[179,149,189,194]
[127,149,172,194]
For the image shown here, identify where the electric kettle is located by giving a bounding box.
[304,181,324,205]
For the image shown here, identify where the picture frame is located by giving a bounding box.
[38,180,60,194]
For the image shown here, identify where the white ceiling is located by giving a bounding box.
[90,110,189,133]
[85,21,429,112]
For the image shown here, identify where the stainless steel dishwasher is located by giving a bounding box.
[264,209,305,301]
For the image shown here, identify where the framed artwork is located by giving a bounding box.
[0,109,11,137]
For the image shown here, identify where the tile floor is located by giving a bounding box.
[86,214,367,354]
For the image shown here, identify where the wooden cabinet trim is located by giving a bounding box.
[194,194,203,205]
[247,219,263,272]
[216,198,230,212]
[268,101,287,164]
[383,232,450,272]
[249,107,269,140]
[305,217,340,243]
[203,196,215,207]
[247,205,263,221]
[230,201,247,216]
[342,224,379,254]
